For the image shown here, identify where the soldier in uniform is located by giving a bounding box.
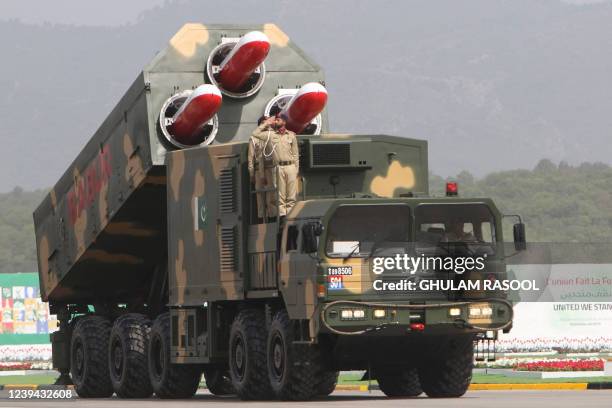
[248,116,270,221]
[248,114,299,223]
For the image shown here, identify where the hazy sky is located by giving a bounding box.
[1,0,610,26]
[2,0,612,191]
[0,0,167,26]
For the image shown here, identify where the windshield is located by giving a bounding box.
[325,204,411,257]
[415,203,497,255]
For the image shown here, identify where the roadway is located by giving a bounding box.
[0,389,611,407]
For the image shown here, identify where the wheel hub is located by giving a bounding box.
[74,341,84,378]
[111,340,124,377]
[235,341,244,370]
[270,333,285,379]
[151,335,164,380]
[232,336,246,380]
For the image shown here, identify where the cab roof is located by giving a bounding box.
[287,197,500,221]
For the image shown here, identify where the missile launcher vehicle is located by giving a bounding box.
[34,23,525,400]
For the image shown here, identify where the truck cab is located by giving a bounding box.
[280,198,512,336]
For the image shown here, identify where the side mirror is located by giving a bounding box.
[313,221,324,236]
[513,223,526,251]
[302,221,323,253]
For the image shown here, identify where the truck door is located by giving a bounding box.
[279,222,299,306]
[279,221,318,319]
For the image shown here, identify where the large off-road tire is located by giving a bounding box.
[108,314,153,398]
[317,370,339,396]
[376,366,422,397]
[418,336,474,398]
[267,310,322,400]
[203,367,235,395]
[70,315,114,398]
[228,309,273,400]
[147,313,201,399]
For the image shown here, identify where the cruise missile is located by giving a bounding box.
[168,84,222,145]
[280,82,328,133]
[218,31,271,92]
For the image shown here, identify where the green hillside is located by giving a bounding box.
[430,160,612,242]
[1,159,611,273]
[0,188,46,274]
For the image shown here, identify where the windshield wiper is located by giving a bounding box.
[342,243,360,260]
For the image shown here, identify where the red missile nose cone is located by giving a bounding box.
[218,31,271,92]
[281,83,328,133]
[168,84,222,146]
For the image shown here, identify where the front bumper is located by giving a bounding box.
[319,299,513,336]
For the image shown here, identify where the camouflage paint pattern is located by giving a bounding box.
[33,24,326,304]
[167,142,247,305]
[166,134,431,317]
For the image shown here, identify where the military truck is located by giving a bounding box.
[34,23,525,400]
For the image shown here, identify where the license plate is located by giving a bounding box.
[328,266,353,276]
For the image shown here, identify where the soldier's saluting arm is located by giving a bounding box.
[248,122,270,180]
[251,122,270,139]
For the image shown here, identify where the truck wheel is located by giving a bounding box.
[108,314,153,398]
[376,367,422,397]
[228,309,273,400]
[70,315,114,398]
[267,310,320,400]
[418,336,474,398]
[317,370,339,396]
[148,313,201,398]
[203,367,235,395]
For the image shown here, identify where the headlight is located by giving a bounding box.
[373,309,386,319]
[340,309,366,320]
[340,310,353,319]
[469,304,493,317]
[353,309,365,319]
[469,307,482,317]
[449,307,461,317]
[481,307,493,316]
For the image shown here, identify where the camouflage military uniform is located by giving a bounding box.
[249,123,299,218]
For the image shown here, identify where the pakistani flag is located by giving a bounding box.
[194,196,208,231]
